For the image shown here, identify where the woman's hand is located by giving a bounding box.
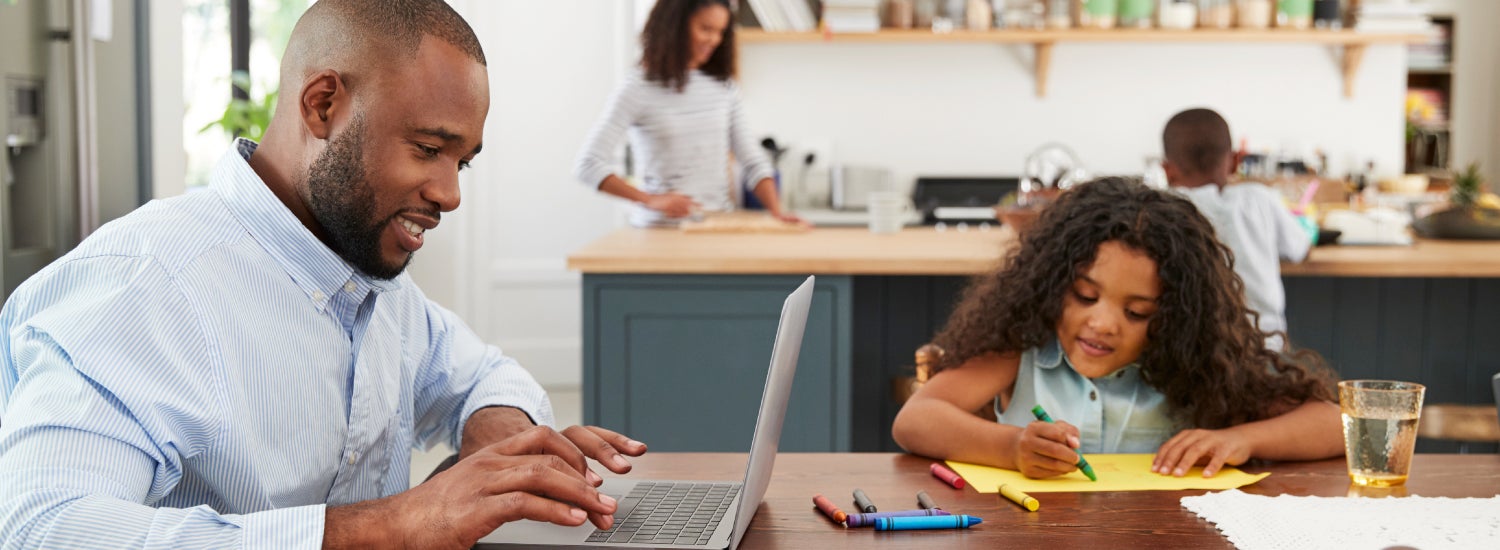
[1153,427,1253,478]
[769,210,810,227]
[1013,420,1083,479]
[642,193,699,218]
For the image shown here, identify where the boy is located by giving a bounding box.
[1162,108,1311,342]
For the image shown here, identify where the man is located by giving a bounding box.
[1161,108,1312,342]
[0,1,643,547]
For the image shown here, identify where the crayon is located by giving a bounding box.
[930,462,966,489]
[852,488,877,513]
[845,509,952,528]
[916,490,939,510]
[813,494,847,524]
[1030,405,1099,481]
[873,515,983,531]
[998,484,1040,512]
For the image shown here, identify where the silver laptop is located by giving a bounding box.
[477,276,815,550]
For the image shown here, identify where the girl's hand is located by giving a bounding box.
[1014,420,1083,479]
[770,210,810,227]
[1153,428,1253,478]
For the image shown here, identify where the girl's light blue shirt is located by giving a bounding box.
[995,340,1177,454]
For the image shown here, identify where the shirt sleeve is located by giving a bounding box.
[410,299,552,453]
[727,83,776,192]
[575,79,644,189]
[0,257,323,549]
[1266,187,1312,262]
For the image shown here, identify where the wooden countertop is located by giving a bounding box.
[567,227,1500,278]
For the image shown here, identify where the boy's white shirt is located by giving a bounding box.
[1172,182,1311,336]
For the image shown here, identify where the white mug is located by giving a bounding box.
[867,191,912,234]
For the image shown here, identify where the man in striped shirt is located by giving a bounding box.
[0,1,641,548]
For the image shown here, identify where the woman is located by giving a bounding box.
[575,0,802,227]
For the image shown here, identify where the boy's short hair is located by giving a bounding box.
[1163,108,1233,177]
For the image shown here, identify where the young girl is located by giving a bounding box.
[891,177,1342,479]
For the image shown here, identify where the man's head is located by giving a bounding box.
[1161,108,1235,189]
[255,0,488,279]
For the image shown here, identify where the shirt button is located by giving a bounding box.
[1090,390,1098,401]
[348,453,358,465]
[344,281,356,293]
[312,290,326,303]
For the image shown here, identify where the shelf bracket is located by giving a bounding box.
[1034,41,1054,98]
[1342,43,1367,99]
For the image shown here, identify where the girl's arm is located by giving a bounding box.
[891,353,1084,477]
[1153,400,1342,478]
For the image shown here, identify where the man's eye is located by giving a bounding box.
[418,145,440,158]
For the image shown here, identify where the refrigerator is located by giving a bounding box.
[0,0,144,298]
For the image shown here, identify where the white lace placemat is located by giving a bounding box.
[1180,489,1500,550]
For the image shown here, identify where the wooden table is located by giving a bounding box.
[604,453,1500,549]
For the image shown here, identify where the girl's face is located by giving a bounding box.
[1056,241,1161,378]
[687,4,730,69]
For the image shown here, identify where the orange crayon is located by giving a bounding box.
[813,494,848,524]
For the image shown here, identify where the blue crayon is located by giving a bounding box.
[845,509,952,527]
[873,515,982,531]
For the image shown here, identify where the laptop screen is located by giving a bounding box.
[728,276,813,548]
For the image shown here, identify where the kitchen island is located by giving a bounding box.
[569,227,1500,453]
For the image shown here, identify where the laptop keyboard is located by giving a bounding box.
[585,481,740,546]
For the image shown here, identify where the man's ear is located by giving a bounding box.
[299,69,344,140]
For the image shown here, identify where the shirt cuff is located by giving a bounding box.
[454,370,554,449]
[236,503,325,550]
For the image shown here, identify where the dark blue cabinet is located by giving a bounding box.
[583,275,852,452]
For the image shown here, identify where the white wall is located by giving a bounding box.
[738,41,1409,192]
[149,0,186,199]
[1450,0,1500,187]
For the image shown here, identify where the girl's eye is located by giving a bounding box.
[1126,310,1153,321]
[1072,290,1097,303]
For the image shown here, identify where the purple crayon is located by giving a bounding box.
[845,509,952,528]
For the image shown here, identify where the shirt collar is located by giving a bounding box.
[209,139,402,311]
[1036,337,1140,378]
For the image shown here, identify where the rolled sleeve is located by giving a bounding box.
[728,87,775,191]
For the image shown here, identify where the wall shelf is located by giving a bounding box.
[739,29,1426,98]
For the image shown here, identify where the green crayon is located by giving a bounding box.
[1030,405,1098,481]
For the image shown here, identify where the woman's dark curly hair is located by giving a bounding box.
[641,0,736,92]
[931,177,1336,429]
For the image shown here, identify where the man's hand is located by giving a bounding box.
[324,438,617,550]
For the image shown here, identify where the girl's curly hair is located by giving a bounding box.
[640,0,736,92]
[931,177,1336,429]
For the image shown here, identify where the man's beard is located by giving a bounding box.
[305,115,412,280]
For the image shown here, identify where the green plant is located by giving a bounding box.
[1451,162,1484,207]
[199,71,277,142]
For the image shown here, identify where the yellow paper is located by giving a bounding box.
[945,454,1269,493]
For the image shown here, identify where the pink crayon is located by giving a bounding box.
[930,462,966,489]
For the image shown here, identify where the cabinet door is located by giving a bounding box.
[584,275,851,452]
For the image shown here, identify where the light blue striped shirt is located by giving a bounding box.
[0,140,553,548]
